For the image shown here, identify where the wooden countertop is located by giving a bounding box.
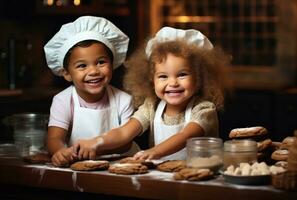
[0,158,296,200]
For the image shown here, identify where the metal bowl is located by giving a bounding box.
[2,113,49,155]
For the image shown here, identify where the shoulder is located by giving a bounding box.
[109,85,132,102]
[53,86,73,101]
[192,97,216,111]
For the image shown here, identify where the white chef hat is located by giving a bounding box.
[145,27,213,57]
[44,16,129,76]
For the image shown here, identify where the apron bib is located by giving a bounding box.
[69,86,118,145]
[153,99,194,160]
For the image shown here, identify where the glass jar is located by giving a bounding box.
[186,137,223,172]
[223,139,257,168]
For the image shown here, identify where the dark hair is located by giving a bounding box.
[63,40,114,69]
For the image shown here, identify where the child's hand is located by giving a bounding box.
[51,147,77,167]
[133,148,161,160]
[73,137,103,160]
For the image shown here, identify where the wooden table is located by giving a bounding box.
[0,158,296,200]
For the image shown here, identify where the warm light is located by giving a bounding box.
[73,0,80,6]
[44,0,54,6]
[56,0,62,6]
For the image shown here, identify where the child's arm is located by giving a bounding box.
[73,118,142,160]
[47,126,77,166]
[134,122,204,160]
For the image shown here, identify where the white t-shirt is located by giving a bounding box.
[48,85,134,131]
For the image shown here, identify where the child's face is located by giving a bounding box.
[63,43,113,102]
[154,53,198,109]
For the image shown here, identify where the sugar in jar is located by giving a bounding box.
[223,139,257,168]
[186,137,223,172]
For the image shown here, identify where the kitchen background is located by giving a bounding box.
[0,0,296,143]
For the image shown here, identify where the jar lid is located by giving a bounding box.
[187,137,223,150]
[224,139,257,152]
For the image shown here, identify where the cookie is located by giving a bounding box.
[108,163,148,175]
[23,153,51,164]
[271,149,289,161]
[257,139,272,152]
[70,160,109,171]
[229,126,267,139]
[280,136,296,150]
[118,157,155,169]
[174,168,214,181]
[156,160,186,172]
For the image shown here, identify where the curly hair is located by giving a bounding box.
[123,39,232,110]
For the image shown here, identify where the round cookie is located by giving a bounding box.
[23,153,51,164]
[280,136,296,150]
[118,157,155,169]
[70,160,109,171]
[174,168,214,181]
[229,126,267,139]
[108,163,148,175]
[257,139,272,152]
[156,160,186,172]
[271,149,289,161]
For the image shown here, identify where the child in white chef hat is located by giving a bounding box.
[73,27,231,161]
[44,16,139,167]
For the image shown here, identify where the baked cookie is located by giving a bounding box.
[118,157,155,169]
[108,163,148,175]
[174,168,214,181]
[257,139,272,152]
[271,149,289,161]
[70,160,109,171]
[280,136,296,150]
[23,153,51,164]
[156,160,186,172]
[229,126,267,139]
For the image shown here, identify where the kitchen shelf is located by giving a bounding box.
[35,0,131,16]
[150,0,297,89]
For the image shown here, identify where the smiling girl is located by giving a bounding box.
[44,16,138,166]
[73,27,231,160]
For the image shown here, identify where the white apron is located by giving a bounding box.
[153,99,194,160]
[69,86,118,145]
[69,86,139,156]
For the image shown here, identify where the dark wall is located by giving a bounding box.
[0,0,139,89]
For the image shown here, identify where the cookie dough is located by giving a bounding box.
[119,157,155,169]
[257,139,272,152]
[174,168,214,181]
[156,160,186,172]
[108,163,148,175]
[271,149,289,161]
[70,160,109,171]
[229,126,267,139]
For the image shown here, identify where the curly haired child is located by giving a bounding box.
[73,27,232,160]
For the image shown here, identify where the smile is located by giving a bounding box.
[165,90,184,96]
[85,78,103,84]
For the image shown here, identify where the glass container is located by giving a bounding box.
[223,139,257,169]
[186,137,223,172]
[3,113,48,156]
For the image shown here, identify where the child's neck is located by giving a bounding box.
[77,87,107,103]
[164,101,189,116]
